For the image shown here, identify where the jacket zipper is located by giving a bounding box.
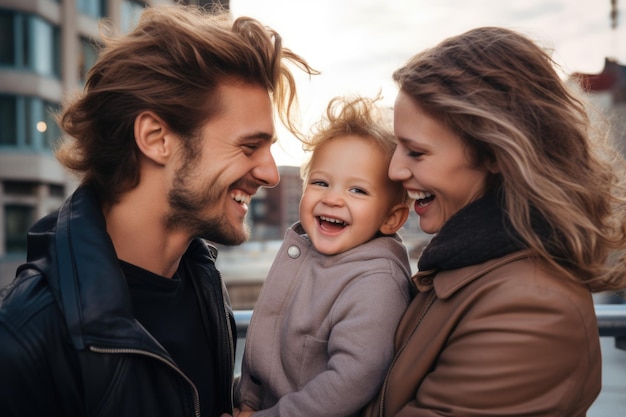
[89,346,200,417]
[378,290,437,417]
[217,268,236,412]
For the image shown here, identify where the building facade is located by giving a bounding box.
[249,165,303,241]
[570,58,626,157]
[0,0,228,285]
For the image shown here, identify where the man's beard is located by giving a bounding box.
[165,163,249,246]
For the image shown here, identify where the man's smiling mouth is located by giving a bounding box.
[232,192,251,208]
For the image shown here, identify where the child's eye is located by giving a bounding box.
[311,180,328,187]
[349,187,368,195]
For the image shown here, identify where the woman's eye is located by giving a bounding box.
[408,150,424,158]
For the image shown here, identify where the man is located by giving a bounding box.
[0,5,314,417]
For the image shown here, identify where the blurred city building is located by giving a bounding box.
[249,165,302,241]
[0,0,228,283]
[2,0,625,298]
[570,58,626,157]
[569,58,626,306]
[569,58,626,156]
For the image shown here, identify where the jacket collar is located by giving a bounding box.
[289,221,411,272]
[26,186,215,353]
[418,192,527,272]
[413,250,534,299]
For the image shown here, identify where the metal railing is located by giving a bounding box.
[234,310,252,339]
[596,304,626,349]
[234,304,626,350]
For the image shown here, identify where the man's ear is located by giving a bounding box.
[134,111,173,166]
[379,203,410,235]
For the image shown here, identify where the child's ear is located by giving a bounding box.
[379,203,410,235]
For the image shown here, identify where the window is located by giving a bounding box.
[77,0,106,19]
[28,15,60,77]
[4,204,33,253]
[0,11,15,65]
[121,0,146,33]
[0,11,60,78]
[79,37,100,82]
[0,96,17,146]
[0,95,61,151]
[4,181,37,196]
[49,184,65,198]
[42,101,62,149]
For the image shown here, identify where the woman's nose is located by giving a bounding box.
[388,149,411,181]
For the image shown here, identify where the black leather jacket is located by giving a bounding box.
[0,186,236,417]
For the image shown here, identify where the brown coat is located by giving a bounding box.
[361,250,601,417]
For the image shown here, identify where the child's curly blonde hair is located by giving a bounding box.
[300,95,409,205]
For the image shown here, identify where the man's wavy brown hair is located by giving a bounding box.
[56,4,316,205]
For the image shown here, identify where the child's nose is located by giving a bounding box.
[322,188,345,206]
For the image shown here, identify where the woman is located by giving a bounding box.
[362,27,626,417]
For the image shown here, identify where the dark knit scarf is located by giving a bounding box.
[418,192,527,271]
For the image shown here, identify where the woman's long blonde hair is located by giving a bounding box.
[394,26,626,291]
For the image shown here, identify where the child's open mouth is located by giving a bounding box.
[318,216,347,232]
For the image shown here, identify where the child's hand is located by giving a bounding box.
[237,403,256,417]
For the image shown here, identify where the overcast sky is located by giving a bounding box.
[231,0,625,166]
